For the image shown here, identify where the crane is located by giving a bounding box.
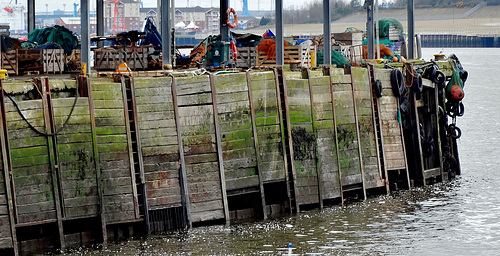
[240,0,250,16]
[106,0,126,34]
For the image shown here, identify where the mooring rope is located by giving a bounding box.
[3,79,79,137]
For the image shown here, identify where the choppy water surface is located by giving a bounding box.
[66,48,500,255]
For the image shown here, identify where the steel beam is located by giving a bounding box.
[81,0,91,75]
[97,0,104,47]
[323,0,331,66]
[28,0,35,33]
[407,0,415,59]
[220,0,229,41]
[366,0,374,59]
[275,0,284,66]
[161,0,171,66]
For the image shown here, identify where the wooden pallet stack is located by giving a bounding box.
[1,50,18,76]
[92,46,152,71]
[256,45,316,68]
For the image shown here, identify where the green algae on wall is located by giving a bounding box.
[175,75,225,223]
[214,73,260,192]
[351,67,384,189]
[249,71,287,182]
[310,73,341,200]
[285,76,319,206]
[133,77,182,209]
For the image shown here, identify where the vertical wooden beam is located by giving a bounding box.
[368,66,389,193]
[278,68,300,212]
[325,67,344,204]
[434,85,444,179]
[83,76,107,244]
[305,69,323,209]
[349,69,367,200]
[128,77,149,231]
[273,68,293,214]
[399,98,411,189]
[245,71,268,220]
[208,74,229,225]
[39,77,65,249]
[169,74,192,228]
[0,81,19,256]
[412,91,425,185]
[120,77,141,219]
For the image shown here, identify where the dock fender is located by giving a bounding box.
[433,70,446,85]
[375,79,383,97]
[448,124,462,139]
[413,73,423,93]
[460,70,468,84]
[390,69,404,97]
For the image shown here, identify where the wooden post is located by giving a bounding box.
[349,68,367,200]
[83,76,107,244]
[305,69,323,209]
[325,67,344,204]
[246,71,268,220]
[120,77,141,219]
[277,67,300,213]
[434,85,444,179]
[273,68,293,214]
[208,74,230,225]
[39,77,65,249]
[0,80,19,256]
[169,74,192,228]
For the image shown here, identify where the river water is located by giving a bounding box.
[65,48,500,256]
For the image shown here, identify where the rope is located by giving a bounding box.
[3,80,79,137]
[404,65,415,88]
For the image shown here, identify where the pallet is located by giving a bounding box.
[1,50,18,75]
[235,46,257,69]
[42,49,64,74]
[92,46,152,71]
[256,45,316,68]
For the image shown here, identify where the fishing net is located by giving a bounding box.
[257,39,291,60]
[316,50,351,67]
[28,25,78,55]
[446,67,464,102]
[378,18,404,39]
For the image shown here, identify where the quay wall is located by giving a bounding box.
[0,67,410,255]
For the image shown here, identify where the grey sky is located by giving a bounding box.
[12,0,319,13]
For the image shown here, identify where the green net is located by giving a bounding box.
[378,18,404,39]
[446,67,464,102]
[316,50,351,67]
[362,38,394,46]
[28,25,78,55]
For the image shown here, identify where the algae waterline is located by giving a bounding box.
[0,62,462,255]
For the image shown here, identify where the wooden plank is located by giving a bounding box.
[209,74,229,224]
[40,77,65,249]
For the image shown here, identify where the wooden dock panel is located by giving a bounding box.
[53,97,99,219]
[214,73,259,192]
[332,76,363,187]
[91,79,138,224]
[0,140,13,249]
[133,77,182,210]
[351,67,384,189]
[375,69,406,170]
[176,76,224,223]
[249,71,286,182]
[5,98,57,224]
[285,77,319,206]
[310,75,341,200]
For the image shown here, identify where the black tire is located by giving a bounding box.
[456,101,465,117]
[433,70,446,84]
[391,69,404,97]
[423,65,436,80]
[375,79,383,97]
[460,70,468,83]
[413,73,423,93]
[449,124,462,139]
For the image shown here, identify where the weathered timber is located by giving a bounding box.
[331,74,364,189]
[175,75,225,224]
[351,67,385,190]
[133,77,183,217]
[310,70,341,201]
[92,79,139,224]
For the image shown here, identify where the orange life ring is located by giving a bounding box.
[226,8,237,29]
[230,40,237,60]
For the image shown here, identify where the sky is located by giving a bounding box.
[1,0,322,13]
